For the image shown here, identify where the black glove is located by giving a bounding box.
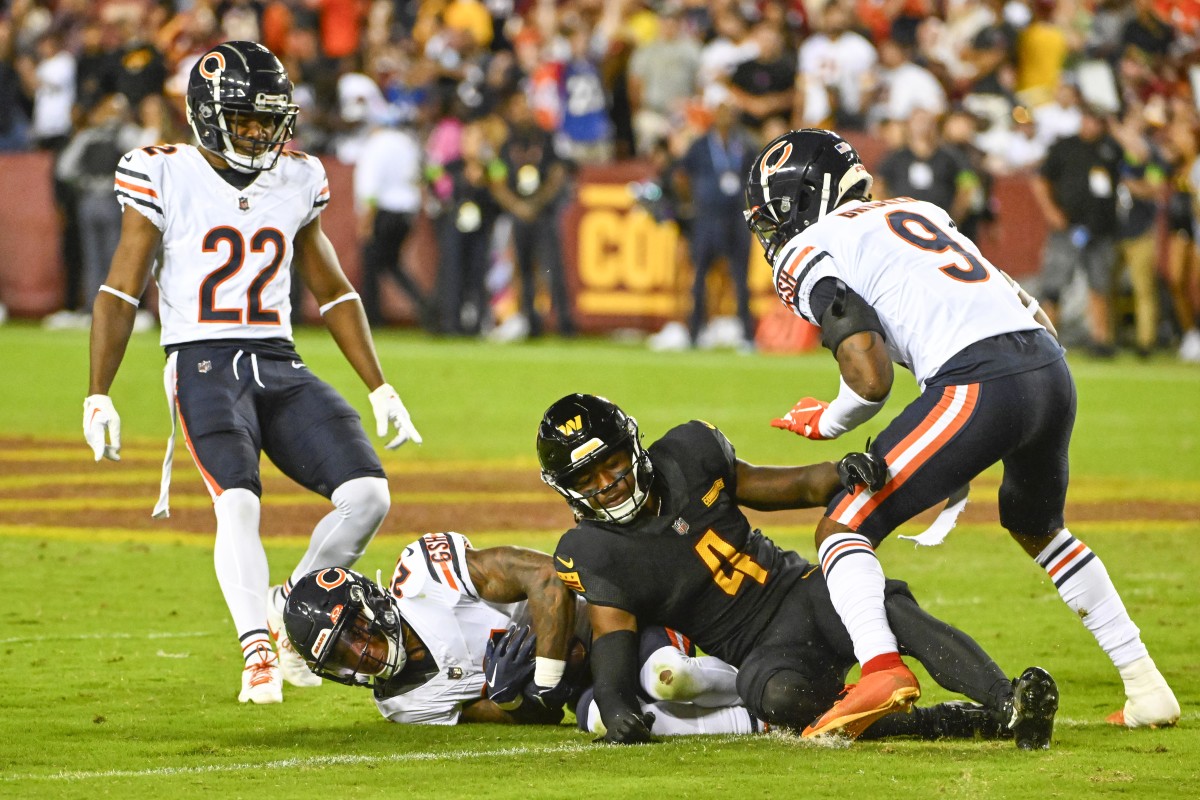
[596,710,658,745]
[838,447,887,494]
[483,626,536,707]
[523,678,576,711]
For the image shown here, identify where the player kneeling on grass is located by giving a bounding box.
[282,533,758,732]
[537,393,1059,747]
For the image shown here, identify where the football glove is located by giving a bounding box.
[83,395,121,462]
[596,710,658,745]
[523,678,575,711]
[837,448,887,494]
[771,397,829,440]
[368,383,422,449]
[484,626,537,710]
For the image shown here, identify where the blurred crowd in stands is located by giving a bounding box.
[1,0,1199,359]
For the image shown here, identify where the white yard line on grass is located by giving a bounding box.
[0,630,216,645]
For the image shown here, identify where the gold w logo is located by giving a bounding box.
[557,415,582,435]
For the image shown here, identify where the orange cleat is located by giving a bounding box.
[802,665,921,739]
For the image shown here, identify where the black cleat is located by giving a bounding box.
[924,701,1012,740]
[1008,666,1059,750]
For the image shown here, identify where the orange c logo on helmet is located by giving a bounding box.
[760,141,794,177]
[315,568,349,590]
[198,51,226,80]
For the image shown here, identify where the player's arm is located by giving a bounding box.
[999,270,1058,340]
[734,451,885,509]
[589,604,657,744]
[459,695,563,725]
[466,547,575,664]
[772,278,893,441]
[294,216,421,448]
[84,206,161,461]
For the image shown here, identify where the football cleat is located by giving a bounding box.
[268,585,322,688]
[1006,666,1058,750]
[921,701,1012,741]
[802,665,921,739]
[239,651,283,704]
[1107,656,1179,728]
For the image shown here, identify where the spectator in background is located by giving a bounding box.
[1163,116,1200,362]
[431,119,501,336]
[627,4,701,155]
[75,19,117,114]
[556,22,613,166]
[112,17,166,118]
[977,105,1046,175]
[875,108,975,225]
[797,1,877,131]
[676,91,756,350]
[940,106,995,242]
[1111,108,1166,357]
[697,4,756,102]
[20,29,74,151]
[865,38,946,132]
[1031,106,1122,356]
[1122,0,1175,65]
[0,20,31,151]
[55,94,144,316]
[728,21,795,141]
[1034,81,1083,148]
[354,108,436,331]
[491,89,574,340]
[1015,1,1073,107]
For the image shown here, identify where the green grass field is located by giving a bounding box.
[1,323,1198,799]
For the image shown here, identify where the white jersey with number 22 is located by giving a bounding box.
[114,143,330,347]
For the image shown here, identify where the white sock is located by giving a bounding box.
[240,631,276,668]
[818,533,897,665]
[639,646,741,707]
[1036,529,1148,669]
[289,476,390,583]
[213,488,271,640]
[645,701,759,735]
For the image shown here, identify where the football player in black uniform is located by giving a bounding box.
[537,394,1058,747]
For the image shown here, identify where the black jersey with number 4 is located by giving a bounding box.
[553,421,811,666]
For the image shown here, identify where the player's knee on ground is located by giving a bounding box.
[640,645,704,702]
[755,670,827,730]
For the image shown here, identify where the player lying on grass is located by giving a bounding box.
[282,535,758,732]
[537,394,1059,747]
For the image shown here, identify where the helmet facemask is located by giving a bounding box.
[189,96,298,173]
[542,416,654,525]
[293,576,407,688]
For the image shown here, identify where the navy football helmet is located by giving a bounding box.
[537,394,654,524]
[185,41,299,172]
[744,129,873,261]
[282,568,406,688]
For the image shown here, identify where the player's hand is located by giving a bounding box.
[596,710,658,745]
[838,448,887,494]
[523,678,575,711]
[368,383,422,449]
[83,395,121,462]
[771,397,831,440]
[483,626,537,710]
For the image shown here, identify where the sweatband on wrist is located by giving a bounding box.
[319,291,361,315]
[818,376,888,439]
[1026,298,1041,317]
[534,657,567,688]
[99,285,140,307]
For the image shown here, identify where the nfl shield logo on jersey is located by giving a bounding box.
[198,360,212,373]
[238,196,249,211]
[673,518,690,535]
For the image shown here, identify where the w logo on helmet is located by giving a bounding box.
[556,415,583,435]
[760,141,794,177]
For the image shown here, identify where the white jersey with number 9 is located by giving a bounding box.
[770,197,1042,389]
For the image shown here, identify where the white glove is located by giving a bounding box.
[368,383,422,449]
[83,394,122,462]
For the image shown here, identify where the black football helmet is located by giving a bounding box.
[536,394,654,524]
[744,129,874,261]
[185,41,299,173]
[282,568,406,688]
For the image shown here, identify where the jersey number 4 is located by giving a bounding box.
[694,530,768,597]
[886,210,990,283]
[200,226,286,324]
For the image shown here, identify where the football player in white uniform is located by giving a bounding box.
[744,129,1179,737]
[283,533,759,736]
[84,42,421,705]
